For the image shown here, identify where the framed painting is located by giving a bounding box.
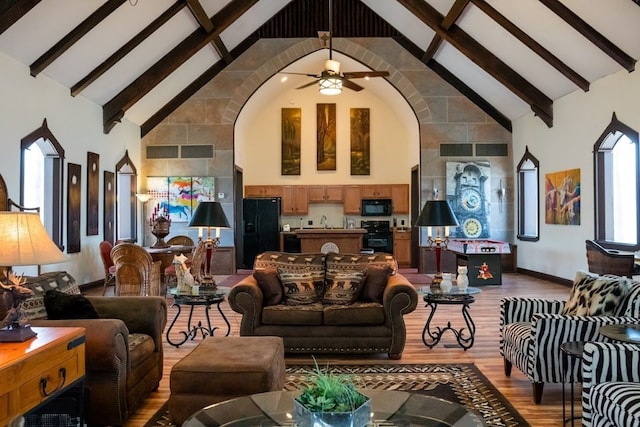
[147,177,216,223]
[317,103,336,170]
[168,176,192,222]
[545,168,581,225]
[281,108,301,175]
[104,171,115,244]
[87,152,99,235]
[191,177,216,207]
[67,163,81,253]
[350,108,370,175]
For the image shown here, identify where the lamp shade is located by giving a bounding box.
[188,201,230,229]
[415,200,460,227]
[0,212,68,266]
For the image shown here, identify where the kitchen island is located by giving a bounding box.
[294,228,366,254]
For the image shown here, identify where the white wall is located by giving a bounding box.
[0,52,141,284]
[512,68,640,280]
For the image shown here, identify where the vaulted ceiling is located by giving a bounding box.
[1,0,639,136]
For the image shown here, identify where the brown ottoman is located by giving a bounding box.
[169,336,286,425]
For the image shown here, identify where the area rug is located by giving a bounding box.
[144,363,529,426]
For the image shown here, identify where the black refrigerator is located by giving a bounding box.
[242,197,281,268]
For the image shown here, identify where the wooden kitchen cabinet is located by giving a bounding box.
[281,185,308,215]
[393,229,411,267]
[342,185,362,214]
[308,185,343,203]
[391,184,410,214]
[361,184,392,199]
[244,185,282,198]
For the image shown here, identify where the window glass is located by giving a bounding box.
[517,148,539,241]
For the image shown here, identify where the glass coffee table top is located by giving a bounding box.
[184,390,485,426]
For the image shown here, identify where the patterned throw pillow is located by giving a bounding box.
[255,252,326,292]
[322,270,367,305]
[253,268,284,306]
[21,272,80,320]
[278,269,321,306]
[562,270,630,316]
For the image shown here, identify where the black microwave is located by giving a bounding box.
[361,199,392,216]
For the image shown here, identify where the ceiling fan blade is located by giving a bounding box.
[281,72,321,78]
[296,80,320,90]
[342,79,364,92]
[342,71,390,79]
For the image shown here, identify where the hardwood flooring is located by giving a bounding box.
[90,271,574,427]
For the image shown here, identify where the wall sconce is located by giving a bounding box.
[431,180,439,200]
[497,180,506,213]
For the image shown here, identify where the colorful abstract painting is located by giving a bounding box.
[317,103,336,170]
[350,108,370,175]
[146,177,215,223]
[545,168,581,225]
[282,108,301,175]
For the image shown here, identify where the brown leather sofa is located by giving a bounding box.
[228,252,418,359]
[0,271,167,426]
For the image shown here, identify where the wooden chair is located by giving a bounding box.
[163,235,195,290]
[110,243,162,296]
[585,239,635,278]
[99,240,116,295]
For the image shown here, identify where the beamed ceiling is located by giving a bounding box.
[1,0,639,136]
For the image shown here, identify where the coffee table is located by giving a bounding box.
[183,390,485,426]
[598,323,640,344]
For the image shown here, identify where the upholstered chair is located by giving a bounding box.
[582,342,640,427]
[110,243,162,296]
[586,239,637,278]
[99,240,116,295]
[500,271,640,403]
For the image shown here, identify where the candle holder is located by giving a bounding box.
[150,216,171,248]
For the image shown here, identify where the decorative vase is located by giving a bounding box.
[294,396,371,427]
[456,266,469,291]
[150,217,170,248]
[440,273,453,293]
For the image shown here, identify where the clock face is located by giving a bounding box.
[460,188,482,213]
[463,218,482,238]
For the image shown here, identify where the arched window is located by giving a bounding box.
[517,146,539,242]
[115,151,138,243]
[20,119,64,250]
[594,113,639,249]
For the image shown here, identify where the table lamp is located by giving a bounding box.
[0,211,68,342]
[188,201,230,286]
[415,200,459,286]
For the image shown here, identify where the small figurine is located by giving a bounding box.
[477,262,493,280]
[0,269,34,329]
[174,254,195,294]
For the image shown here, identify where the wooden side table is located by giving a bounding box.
[0,327,86,426]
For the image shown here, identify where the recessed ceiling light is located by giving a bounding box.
[281,76,288,83]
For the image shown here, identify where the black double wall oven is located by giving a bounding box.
[361,220,393,254]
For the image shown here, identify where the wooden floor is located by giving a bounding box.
[92,271,576,427]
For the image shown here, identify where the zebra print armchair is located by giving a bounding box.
[582,342,640,427]
[500,271,640,403]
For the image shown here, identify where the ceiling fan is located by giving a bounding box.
[281,0,389,95]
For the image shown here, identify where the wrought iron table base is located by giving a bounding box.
[166,296,230,347]
[421,296,476,350]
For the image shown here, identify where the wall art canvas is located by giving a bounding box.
[545,168,581,225]
[67,163,81,253]
[282,108,301,175]
[87,152,99,236]
[104,171,115,244]
[316,103,336,170]
[446,161,491,239]
[350,108,370,175]
[147,177,216,223]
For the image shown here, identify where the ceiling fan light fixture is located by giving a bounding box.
[319,77,342,95]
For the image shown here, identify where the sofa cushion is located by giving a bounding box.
[20,272,80,321]
[322,270,366,305]
[360,265,393,303]
[44,290,99,320]
[325,253,397,293]
[323,302,385,325]
[128,333,156,369]
[256,252,326,293]
[278,269,322,305]
[253,268,284,306]
[262,303,323,325]
[562,270,629,316]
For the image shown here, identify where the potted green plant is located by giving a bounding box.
[294,358,371,427]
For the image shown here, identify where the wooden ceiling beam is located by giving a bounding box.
[186,0,233,63]
[0,0,40,35]
[103,0,258,134]
[470,0,589,92]
[71,1,186,97]
[30,0,125,77]
[539,0,635,72]
[422,0,469,63]
[399,0,553,127]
